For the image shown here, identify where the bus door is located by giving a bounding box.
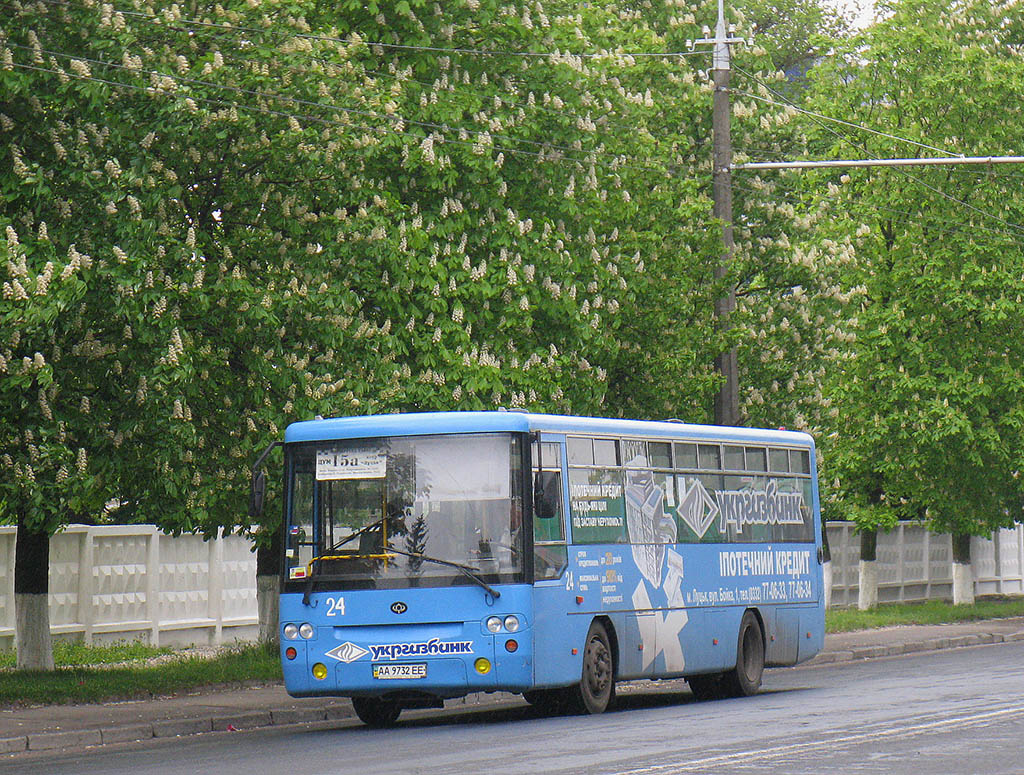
[529,436,578,688]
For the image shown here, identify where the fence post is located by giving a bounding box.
[77,527,95,645]
[838,523,851,607]
[209,529,224,645]
[1019,524,1024,595]
[896,524,905,603]
[146,528,160,647]
[923,529,931,599]
[2,531,12,639]
[993,529,1002,595]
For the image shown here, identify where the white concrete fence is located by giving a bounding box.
[1,522,1021,648]
[827,521,1024,607]
[0,525,258,649]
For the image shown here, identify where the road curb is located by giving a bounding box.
[100,723,154,746]
[3,701,356,758]
[0,736,26,754]
[805,628,1024,666]
[28,728,102,752]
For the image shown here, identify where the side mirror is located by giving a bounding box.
[249,470,266,518]
[248,440,282,518]
[534,471,560,519]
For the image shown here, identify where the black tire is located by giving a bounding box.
[568,620,615,714]
[687,673,724,701]
[351,696,401,727]
[723,610,765,698]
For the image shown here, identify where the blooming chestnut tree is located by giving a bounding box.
[0,0,711,662]
[801,0,1024,597]
[2,0,833,664]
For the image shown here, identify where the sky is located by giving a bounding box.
[828,0,876,28]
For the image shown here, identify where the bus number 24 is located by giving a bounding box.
[325,596,346,616]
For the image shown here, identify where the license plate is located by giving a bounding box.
[373,663,427,680]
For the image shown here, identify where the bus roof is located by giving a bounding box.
[283,411,815,449]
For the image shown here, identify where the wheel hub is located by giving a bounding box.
[586,638,611,693]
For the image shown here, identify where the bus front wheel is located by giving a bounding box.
[723,610,764,697]
[351,696,401,727]
[569,620,615,714]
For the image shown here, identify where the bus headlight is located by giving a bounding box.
[474,658,492,675]
[486,616,503,634]
[283,623,299,640]
[503,615,520,633]
[312,663,328,680]
[299,623,315,640]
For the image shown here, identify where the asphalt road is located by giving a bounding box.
[7,641,1024,775]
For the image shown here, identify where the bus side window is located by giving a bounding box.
[534,471,562,521]
[533,470,564,542]
[532,448,567,580]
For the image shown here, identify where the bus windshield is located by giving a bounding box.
[285,433,525,589]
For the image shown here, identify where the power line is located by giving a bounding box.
[734,169,1024,243]
[730,174,1024,244]
[7,2,698,169]
[5,58,675,180]
[732,66,1024,238]
[735,139,1024,187]
[733,87,961,158]
[28,0,709,60]
[7,41,601,159]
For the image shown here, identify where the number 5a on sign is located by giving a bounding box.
[316,448,387,480]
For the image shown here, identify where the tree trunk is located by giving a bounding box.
[951,531,974,606]
[14,515,54,671]
[256,529,281,647]
[857,528,878,610]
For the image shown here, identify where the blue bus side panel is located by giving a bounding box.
[557,542,822,680]
[531,582,588,688]
[279,585,534,698]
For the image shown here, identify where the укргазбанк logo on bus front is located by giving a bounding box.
[369,639,474,661]
[324,639,475,663]
[326,642,370,663]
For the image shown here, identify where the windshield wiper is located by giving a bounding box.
[328,521,381,552]
[301,519,387,606]
[299,522,502,604]
[383,546,502,599]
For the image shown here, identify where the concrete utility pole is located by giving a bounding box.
[696,0,745,427]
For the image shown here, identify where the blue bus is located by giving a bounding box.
[253,411,824,726]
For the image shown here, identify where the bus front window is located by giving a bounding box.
[284,434,525,589]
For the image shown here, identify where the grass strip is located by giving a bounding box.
[0,639,171,669]
[826,596,1024,633]
[0,644,282,706]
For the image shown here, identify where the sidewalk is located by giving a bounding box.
[2,617,1023,756]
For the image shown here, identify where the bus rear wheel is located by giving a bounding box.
[568,620,615,714]
[351,696,401,727]
[723,611,764,698]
